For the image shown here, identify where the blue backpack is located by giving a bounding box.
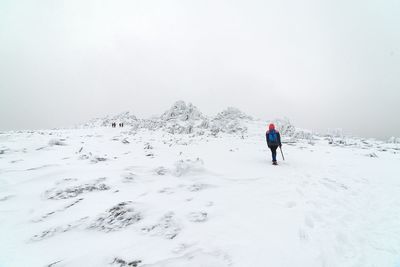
[268,130,278,144]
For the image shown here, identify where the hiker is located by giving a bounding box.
[266,123,282,165]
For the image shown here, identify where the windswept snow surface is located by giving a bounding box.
[1,120,400,267]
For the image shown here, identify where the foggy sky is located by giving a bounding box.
[1,0,399,139]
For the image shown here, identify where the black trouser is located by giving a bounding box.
[269,145,278,162]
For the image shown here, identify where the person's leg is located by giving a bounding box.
[271,146,277,162]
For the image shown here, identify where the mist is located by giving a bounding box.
[1,0,399,139]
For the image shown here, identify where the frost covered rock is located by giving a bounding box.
[89,202,142,232]
[173,158,204,177]
[90,155,109,163]
[49,139,66,146]
[208,107,252,135]
[161,100,204,121]
[188,211,208,222]
[80,101,255,137]
[271,118,316,142]
[142,211,181,239]
[45,180,110,199]
[111,258,142,267]
[157,101,207,135]
[327,128,345,138]
[292,129,314,141]
[214,107,252,121]
[31,217,88,241]
[82,111,137,128]
[388,137,400,144]
[274,118,296,137]
[154,166,169,175]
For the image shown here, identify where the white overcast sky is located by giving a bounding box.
[0,0,399,139]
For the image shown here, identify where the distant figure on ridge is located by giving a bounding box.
[266,123,282,165]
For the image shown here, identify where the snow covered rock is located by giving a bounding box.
[161,100,205,121]
[388,136,400,144]
[142,211,181,239]
[156,101,206,134]
[49,138,67,146]
[273,118,316,142]
[89,202,142,232]
[31,217,88,241]
[82,111,137,128]
[214,107,252,121]
[79,101,256,137]
[45,179,110,200]
[111,258,142,267]
[188,211,208,222]
[274,118,296,137]
[208,107,252,135]
[173,158,205,177]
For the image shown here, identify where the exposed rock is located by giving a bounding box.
[188,212,208,222]
[174,158,204,177]
[111,258,141,267]
[154,166,168,175]
[49,139,67,146]
[45,181,110,200]
[31,217,88,241]
[161,100,204,121]
[89,202,142,232]
[142,212,181,239]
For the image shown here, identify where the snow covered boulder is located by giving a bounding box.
[156,101,208,135]
[209,107,252,135]
[161,100,204,121]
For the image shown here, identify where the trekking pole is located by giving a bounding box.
[280,146,285,161]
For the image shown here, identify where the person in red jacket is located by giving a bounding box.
[266,123,282,165]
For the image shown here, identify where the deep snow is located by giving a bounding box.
[1,107,400,267]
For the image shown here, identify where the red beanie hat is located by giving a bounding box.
[269,123,275,131]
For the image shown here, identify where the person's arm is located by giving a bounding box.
[266,132,270,146]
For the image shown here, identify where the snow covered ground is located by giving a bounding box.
[1,112,400,267]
